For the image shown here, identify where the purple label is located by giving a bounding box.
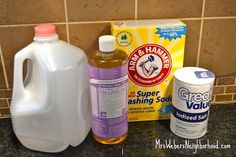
[89,65,128,80]
[90,80,128,88]
[89,64,128,138]
[92,113,128,138]
[194,71,214,79]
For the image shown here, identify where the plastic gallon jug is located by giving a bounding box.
[10,24,91,152]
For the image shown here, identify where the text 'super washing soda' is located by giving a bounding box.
[170,67,215,139]
[111,20,186,121]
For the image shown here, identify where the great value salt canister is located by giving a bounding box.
[170,67,215,139]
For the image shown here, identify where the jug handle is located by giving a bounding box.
[13,45,32,95]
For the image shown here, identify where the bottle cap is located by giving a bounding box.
[34,24,56,36]
[99,35,116,52]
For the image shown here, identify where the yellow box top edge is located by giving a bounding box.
[111,19,186,29]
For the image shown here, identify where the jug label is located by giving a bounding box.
[89,64,128,138]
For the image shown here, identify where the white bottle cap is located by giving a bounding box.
[99,35,115,52]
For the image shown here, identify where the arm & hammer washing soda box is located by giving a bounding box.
[111,20,186,122]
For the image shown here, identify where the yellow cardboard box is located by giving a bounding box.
[111,20,186,122]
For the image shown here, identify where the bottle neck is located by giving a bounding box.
[100,50,115,60]
[34,34,59,43]
[101,50,113,53]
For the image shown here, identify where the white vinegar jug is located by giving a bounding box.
[10,24,91,152]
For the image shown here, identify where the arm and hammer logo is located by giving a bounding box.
[128,44,172,87]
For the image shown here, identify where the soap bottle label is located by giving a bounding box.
[89,64,128,138]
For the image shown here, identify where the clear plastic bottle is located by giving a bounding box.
[88,35,128,144]
[10,24,91,152]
